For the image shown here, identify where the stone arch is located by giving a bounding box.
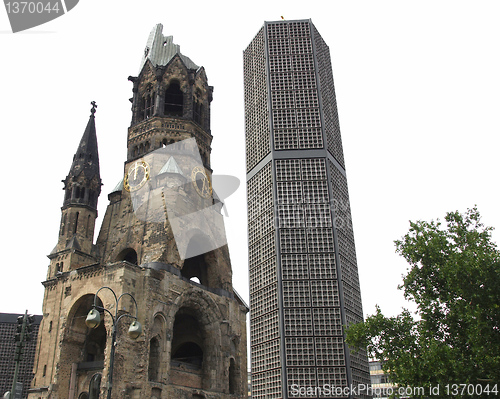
[65,294,106,361]
[148,313,166,382]
[60,295,106,398]
[167,289,223,390]
[169,288,224,327]
[193,88,203,125]
[228,337,243,395]
[88,373,102,399]
[136,76,156,122]
[228,357,237,395]
[180,233,223,290]
[171,311,204,369]
[116,248,138,265]
[163,79,183,117]
[149,336,161,381]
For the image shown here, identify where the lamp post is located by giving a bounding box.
[85,287,142,399]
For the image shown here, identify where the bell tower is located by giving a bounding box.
[127,25,212,167]
[49,102,101,278]
[29,24,247,399]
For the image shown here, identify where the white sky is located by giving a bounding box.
[1,1,499,322]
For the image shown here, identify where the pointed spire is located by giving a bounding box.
[67,101,100,181]
[62,102,102,209]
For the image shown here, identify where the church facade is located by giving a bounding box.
[28,24,248,399]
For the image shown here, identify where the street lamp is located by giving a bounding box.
[85,287,142,399]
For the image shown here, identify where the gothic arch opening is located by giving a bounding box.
[144,92,155,119]
[171,310,204,370]
[116,248,138,265]
[229,357,236,394]
[148,314,166,382]
[164,80,183,116]
[193,89,203,125]
[59,295,106,397]
[148,337,160,381]
[168,292,224,391]
[67,295,106,363]
[60,213,67,236]
[181,235,221,289]
[181,253,208,286]
[88,373,102,399]
[73,211,79,235]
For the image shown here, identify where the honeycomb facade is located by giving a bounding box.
[0,313,42,398]
[28,24,247,399]
[244,20,370,399]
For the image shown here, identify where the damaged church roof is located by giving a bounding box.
[138,23,199,73]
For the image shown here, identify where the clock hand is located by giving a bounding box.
[134,162,138,180]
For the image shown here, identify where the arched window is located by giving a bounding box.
[148,315,165,382]
[182,254,208,286]
[171,312,204,370]
[84,321,106,362]
[193,90,203,125]
[58,296,105,399]
[229,358,236,394]
[145,93,155,118]
[194,100,202,124]
[164,81,183,116]
[60,213,67,236]
[116,248,138,265]
[181,235,221,289]
[73,212,79,235]
[138,97,145,121]
[148,337,160,381]
[89,373,101,399]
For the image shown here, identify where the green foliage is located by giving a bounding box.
[346,207,500,397]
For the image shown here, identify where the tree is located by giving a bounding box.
[346,207,500,398]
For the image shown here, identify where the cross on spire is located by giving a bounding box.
[90,101,97,115]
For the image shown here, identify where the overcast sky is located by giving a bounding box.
[1,1,499,321]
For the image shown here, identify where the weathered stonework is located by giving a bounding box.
[29,25,248,399]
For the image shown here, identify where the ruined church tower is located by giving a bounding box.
[28,24,248,399]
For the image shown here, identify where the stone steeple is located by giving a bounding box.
[48,102,102,276]
[62,101,101,210]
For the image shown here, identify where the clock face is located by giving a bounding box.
[124,160,150,192]
[191,166,212,198]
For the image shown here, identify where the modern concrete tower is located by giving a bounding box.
[28,24,248,399]
[243,20,370,399]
